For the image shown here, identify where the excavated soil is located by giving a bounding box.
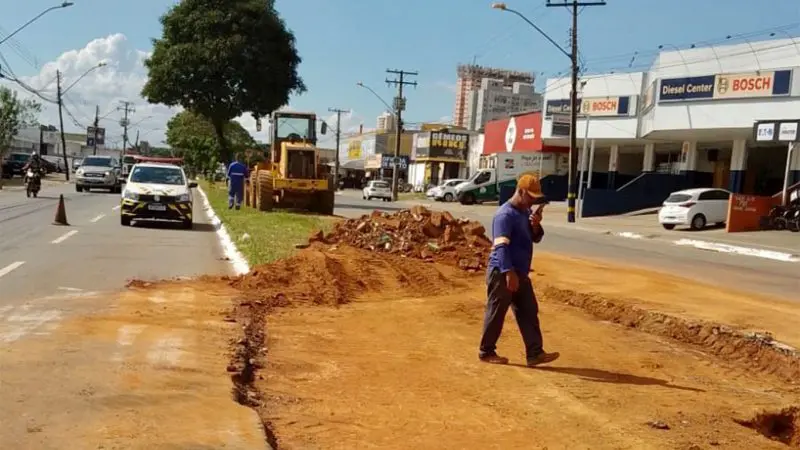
[217,207,800,449]
[737,407,800,446]
[315,205,491,271]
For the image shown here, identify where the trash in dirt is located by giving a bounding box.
[240,233,251,241]
[312,206,492,271]
[647,420,670,430]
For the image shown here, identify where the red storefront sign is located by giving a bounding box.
[483,112,567,155]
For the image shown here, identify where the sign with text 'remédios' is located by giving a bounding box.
[659,70,793,103]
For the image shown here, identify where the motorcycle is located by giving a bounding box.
[25,168,42,198]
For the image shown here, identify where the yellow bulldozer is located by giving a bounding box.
[248,111,335,215]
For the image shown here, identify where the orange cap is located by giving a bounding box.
[517,173,544,198]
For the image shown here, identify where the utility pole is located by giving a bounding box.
[328,108,347,191]
[385,69,417,201]
[92,105,99,155]
[546,0,605,222]
[56,70,70,181]
[117,100,134,162]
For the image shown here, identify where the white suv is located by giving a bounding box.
[362,180,392,201]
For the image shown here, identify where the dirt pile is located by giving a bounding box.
[313,206,491,271]
[539,282,800,383]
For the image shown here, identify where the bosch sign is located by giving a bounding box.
[659,70,792,103]
[545,96,633,117]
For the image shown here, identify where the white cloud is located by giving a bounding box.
[4,33,360,151]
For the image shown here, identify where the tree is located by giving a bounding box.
[142,0,305,163]
[0,87,41,182]
[165,110,256,178]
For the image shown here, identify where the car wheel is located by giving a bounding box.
[690,214,707,230]
[367,196,371,201]
[444,193,454,202]
[662,224,675,230]
[182,219,193,230]
[75,185,83,193]
[120,215,132,227]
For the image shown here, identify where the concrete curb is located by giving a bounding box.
[672,238,800,263]
[546,222,799,263]
[196,186,250,275]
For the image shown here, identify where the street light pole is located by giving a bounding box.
[0,2,74,46]
[493,1,605,222]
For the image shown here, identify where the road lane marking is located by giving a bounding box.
[112,205,121,211]
[147,334,186,367]
[90,214,106,223]
[0,307,62,343]
[0,261,24,278]
[111,324,147,362]
[51,230,78,244]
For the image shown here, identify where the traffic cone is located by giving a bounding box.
[53,194,69,226]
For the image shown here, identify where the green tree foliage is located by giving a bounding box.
[141,0,305,163]
[0,87,41,180]
[165,110,256,178]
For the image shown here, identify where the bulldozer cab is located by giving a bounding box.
[269,111,327,180]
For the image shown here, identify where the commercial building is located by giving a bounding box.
[539,36,800,216]
[376,111,395,132]
[408,129,473,187]
[464,77,542,131]
[453,64,534,129]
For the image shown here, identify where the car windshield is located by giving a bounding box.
[372,181,389,188]
[130,166,185,185]
[82,157,112,167]
[122,156,136,164]
[665,193,693,203]
[11,154,28,162]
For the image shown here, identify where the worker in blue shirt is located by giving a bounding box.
[226,154,249,210]
[479,173,560,367]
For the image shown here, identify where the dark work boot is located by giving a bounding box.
[479,353,509,365]
[527,351,560,367]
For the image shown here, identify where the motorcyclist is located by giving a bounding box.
[23,152,44,185]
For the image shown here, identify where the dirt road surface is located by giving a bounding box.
[231,245,800,450]
[0,280,266,449]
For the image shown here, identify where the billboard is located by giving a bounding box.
[86,126,106,146]
[659,70,792,103]
[413,130,469,162]
[545,97,633,117]
[483,112,544,154]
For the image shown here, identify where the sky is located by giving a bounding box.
[1,0,799,148]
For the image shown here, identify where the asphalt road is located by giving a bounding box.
[334,191,800,300]
[0,183,228,304]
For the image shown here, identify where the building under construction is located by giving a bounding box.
[453,64,534,129]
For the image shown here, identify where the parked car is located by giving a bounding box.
[658,188,731,230]
[426,178,467,202]
[1,152,31,178]
[362,179,392,201]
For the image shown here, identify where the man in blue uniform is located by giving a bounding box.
[479,173,560,367]
[226,154,249,210]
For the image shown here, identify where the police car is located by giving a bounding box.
[120,163,197,228]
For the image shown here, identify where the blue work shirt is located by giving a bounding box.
[487,201,544,278]
[227,161,249,189]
